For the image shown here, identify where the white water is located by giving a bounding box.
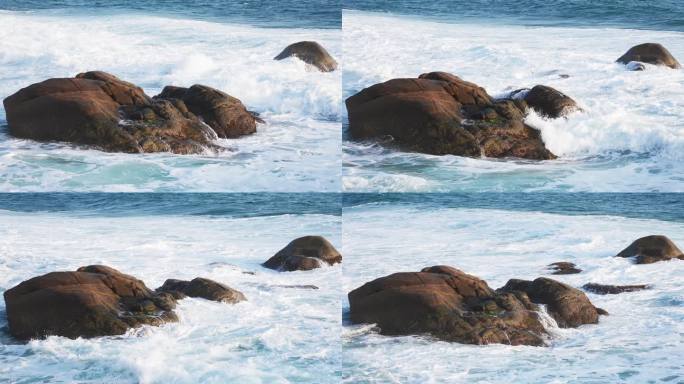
[0,11,341,191]
[341,204,684,383]
[0,210,341,383]
[343,11,684,192]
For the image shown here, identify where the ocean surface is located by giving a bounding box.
[341,193,684,383]
[342,9,684,192]
[0,193,342,383]
[0,1,341,192]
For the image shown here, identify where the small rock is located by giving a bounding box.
[582,283,650,295]
[547,262,582,275]
[157,277,246,304]
[615,235,684,264]
[262,236,342,272]
[616,43,681,69]
[274,41,338,72]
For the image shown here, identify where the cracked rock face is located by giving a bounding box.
[3,71,258,154]
[3,265,177,340]
[345,71,556,160]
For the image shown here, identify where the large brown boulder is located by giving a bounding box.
[156,277,246,303]
[262,236,342,272]
[616,43,681,69]
[274,41,338,72]
[348,265,549,346]
[3,265,177,340]
[615,235,684,264]
[3,71,258,154]
[345,72,556,160]
[517,85,580,118]
[155,85,256,138]
[499,277,603,328]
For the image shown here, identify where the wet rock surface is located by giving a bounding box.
[616,235,684,264]
[349,265,603,346]
[274,41,338,72]
[547,262,582,275]
[346,71,557,160]
[3,265,177,340]
[157,277,246,303]
[582,283,650,295]
[3,71,258,154]
[263,236,342,272]
[616,43,681,69]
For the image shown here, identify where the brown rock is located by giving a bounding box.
[547,262,582,275]
[616,43,681,69]
[3,265,177,340]
[499,277,602,328]
[262,236,342,272]
[156,84,257,138]
[348,265,548,346]
[274,41,338,72]
[157,277,246,303]
[582,283,650,295]
[522,85,580,118]
[345,72,556,160]
[3,71,258,154]
[615,235,684,264]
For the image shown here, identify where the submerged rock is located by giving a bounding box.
[348,265,596,346]
[3,265,177,340]
[345,72,556,160]
[262,236,342,272]
[3,71,258,154]
[547,262,582,275]
[274,41,338,72]
[616,43,681,69]
[615,235,684,264]
[157,277,246,303]
[582,283,650,295]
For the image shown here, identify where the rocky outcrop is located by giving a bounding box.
[511,85,580,118]
[348,265,605,346]
[616,43,681,69]
[274,41,338,72]
[582,283,650,295]
[262,236,342,271]
[547,262,582,275]
[156,277,246,303]
[3,265,177,340]
[616,235,684,264]
[499,277,603,328]
[346,72,556,160]
[3,71,259,154]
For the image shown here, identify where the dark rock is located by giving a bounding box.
[157,277,245,303]
[262,236,342,272]
[499,277,603,328]
[522,85,580,118]
[616,235,684,264]
[547,262,582,275]
[346,72,556,160]
[616,43,681,69]
[348,265,549,346]
[155,84,257,138]
[3,265,177,340]
[274,41,338,72]
[582,283,650,295]
[3,71,258,154]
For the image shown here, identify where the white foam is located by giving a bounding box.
[0,12,341,191]
[342,204,684,382]
[342,11,684,192]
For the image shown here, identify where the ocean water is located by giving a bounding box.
[0,193,342,383]
[0,4,341,192]
[341,194,684,383]
[342,10,684,192]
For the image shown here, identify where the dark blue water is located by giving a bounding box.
[345,0,684,31]
[0,193,342,217]
[0,0,341,28]
[343,193,684,222]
